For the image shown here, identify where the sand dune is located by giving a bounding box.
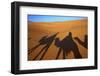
[28,19,88,60]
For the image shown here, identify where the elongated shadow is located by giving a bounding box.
[32,33,58,60]
[28,35,48,54]
[55,32,82,59]
[74,35,88,49]
[28,44,41,54]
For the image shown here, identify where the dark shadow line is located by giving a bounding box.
[28,44,41,54]
[63,51,66,59]
[56,48,62,59]
[33,46,46,60]
[40,46,50,60]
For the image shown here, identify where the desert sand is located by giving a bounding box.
[28,19,88,61]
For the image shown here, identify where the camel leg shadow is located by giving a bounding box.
[28,44,41,54]
[33,46,46,60]
[72,47,82,58]
[63,51,66,59]
[40,46,50,60]
[56,48,62,59]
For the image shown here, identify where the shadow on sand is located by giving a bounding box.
[74,35,88,49]
[28,32,87,60]
[28,33,58,60]
[55,32,82,59]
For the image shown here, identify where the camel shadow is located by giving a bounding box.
[28,33,58,60]
[74,35,88,49]
[28,35,48,54]
[55,32,82,59]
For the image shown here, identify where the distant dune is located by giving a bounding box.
[28,19,88,60]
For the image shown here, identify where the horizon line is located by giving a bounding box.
[28,18,87,23]
[28,15,87,22]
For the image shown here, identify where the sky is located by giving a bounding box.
[28,15,86,22]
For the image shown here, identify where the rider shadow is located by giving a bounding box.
[28,33,58,60]
[74,35,88,49]
[55,32,82,59]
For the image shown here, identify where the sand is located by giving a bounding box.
[28,19,88,61]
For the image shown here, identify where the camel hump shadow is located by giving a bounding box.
[55,32,82,59]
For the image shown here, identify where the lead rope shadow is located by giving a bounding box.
[55,32,82,59]
[29,33,58,60]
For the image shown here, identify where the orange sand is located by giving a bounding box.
[28,19,88,61]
